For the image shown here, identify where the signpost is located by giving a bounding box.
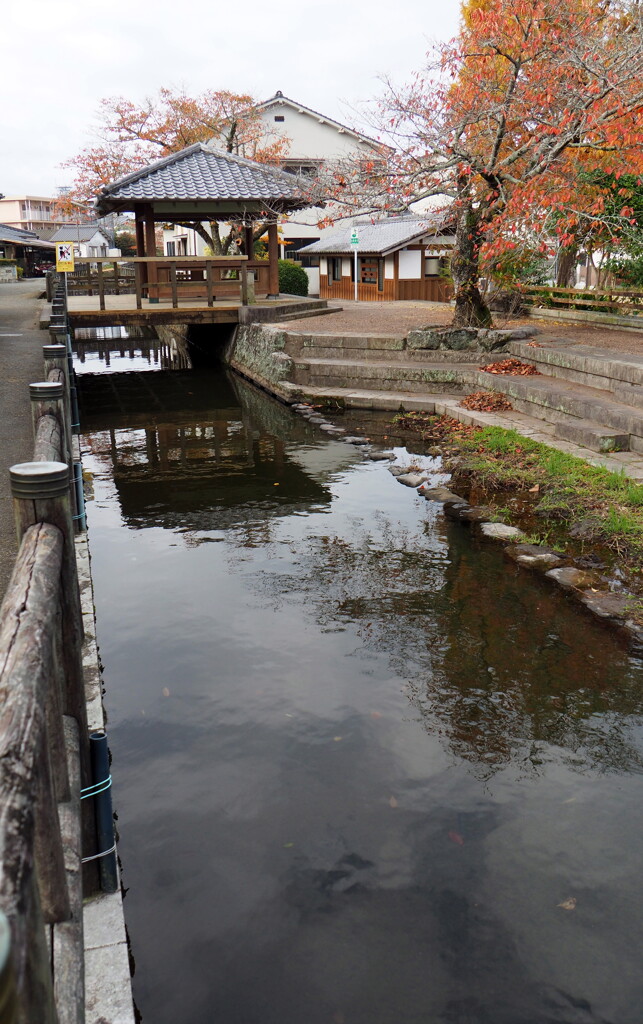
[55,243,75,274]
[350,228,359,302]
[55,243,75,307]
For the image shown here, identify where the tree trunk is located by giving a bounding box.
[450,192,492,328]
[556,244,578,287]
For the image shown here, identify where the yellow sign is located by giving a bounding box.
[55,242,75,272]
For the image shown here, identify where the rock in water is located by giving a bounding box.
[479,522,525,542]
[396,473,427,488]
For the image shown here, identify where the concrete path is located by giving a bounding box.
[0,279,47,601]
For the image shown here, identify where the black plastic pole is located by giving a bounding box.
[89,732,118,893]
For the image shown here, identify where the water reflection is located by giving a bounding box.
[74,324,191,373]
[78,364,643,1024]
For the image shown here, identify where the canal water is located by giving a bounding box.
[75,336,643,1024]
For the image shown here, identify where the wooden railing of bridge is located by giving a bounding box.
[523,284,643,316]
[0,277,110,1022]
[65,255,273,310]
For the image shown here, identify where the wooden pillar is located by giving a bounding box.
[144,209,159,303]
[267,221,279,298]
[134,209,145,257]
[243,225,254,259]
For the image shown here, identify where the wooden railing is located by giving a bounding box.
[0,278,107,1022]
[65,255,273,310]
[523,284,643,317]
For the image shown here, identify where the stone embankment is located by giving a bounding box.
[223,320,643,479]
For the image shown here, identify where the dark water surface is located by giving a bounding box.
[76,349,643,1024]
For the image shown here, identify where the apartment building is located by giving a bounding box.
[0,196,75,240]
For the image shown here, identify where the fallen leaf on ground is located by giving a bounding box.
[162,687,170,697]
[370,711,382,719]
[479,358,540,376]
[557,897,577,910]
[529,484,540,493]
[448,830,465,846]
[333,736,343,742]
[461,391,514,413]
[389,796,398,808]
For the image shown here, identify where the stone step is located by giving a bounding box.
[289,336,482,362]
[292,356,478,394]
[477,370,643,451]
[553,419,630,452]
[276,306,343,323]
[509,340,643,397]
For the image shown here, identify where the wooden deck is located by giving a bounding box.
[43,294,326,329]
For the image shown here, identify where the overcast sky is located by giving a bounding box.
[1,0,461,198]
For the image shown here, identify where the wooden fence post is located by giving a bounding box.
[10,464,90,790]
[43,346,72,468]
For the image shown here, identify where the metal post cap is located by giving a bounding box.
[29,381,63,401]
[43,344,67,357]
[10,462,69,499]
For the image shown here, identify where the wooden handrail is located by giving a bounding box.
[71,255,249,263]
[0,291,94,1020]
[66,254,264,308]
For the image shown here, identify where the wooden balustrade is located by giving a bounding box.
[66,255,271,310]
[523,284,643,316]
[0,285,95,1021]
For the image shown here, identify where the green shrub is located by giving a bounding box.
[278,259,308,296]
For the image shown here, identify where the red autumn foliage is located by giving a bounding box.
[336,0,643,327]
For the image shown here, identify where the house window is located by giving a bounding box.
[283,162,319,177]
[166,241,176,256]
[274,115,285,122]
[425,257,440,276]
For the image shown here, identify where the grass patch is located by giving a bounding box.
[395,414,643,571]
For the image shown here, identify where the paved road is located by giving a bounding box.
[0,280,48,601]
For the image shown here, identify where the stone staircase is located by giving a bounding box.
[281,328,643,454]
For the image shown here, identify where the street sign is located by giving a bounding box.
[350,229,359,247]
[55,243,75,273]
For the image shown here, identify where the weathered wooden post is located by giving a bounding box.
[10,463,90,780]
[29,381,64,457]
[43,348,85,533]
[43,345,72,466]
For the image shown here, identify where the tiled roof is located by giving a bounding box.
[297,215,453,255]
[49,224,109,242]
[0,223,55,248]
[97,143,307,205]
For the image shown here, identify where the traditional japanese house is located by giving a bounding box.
[297,215,455,302]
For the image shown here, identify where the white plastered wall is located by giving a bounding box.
[398,250,422,279]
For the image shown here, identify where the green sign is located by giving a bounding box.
[350,229,359,246]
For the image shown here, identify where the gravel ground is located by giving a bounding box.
[281,299,643,355]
